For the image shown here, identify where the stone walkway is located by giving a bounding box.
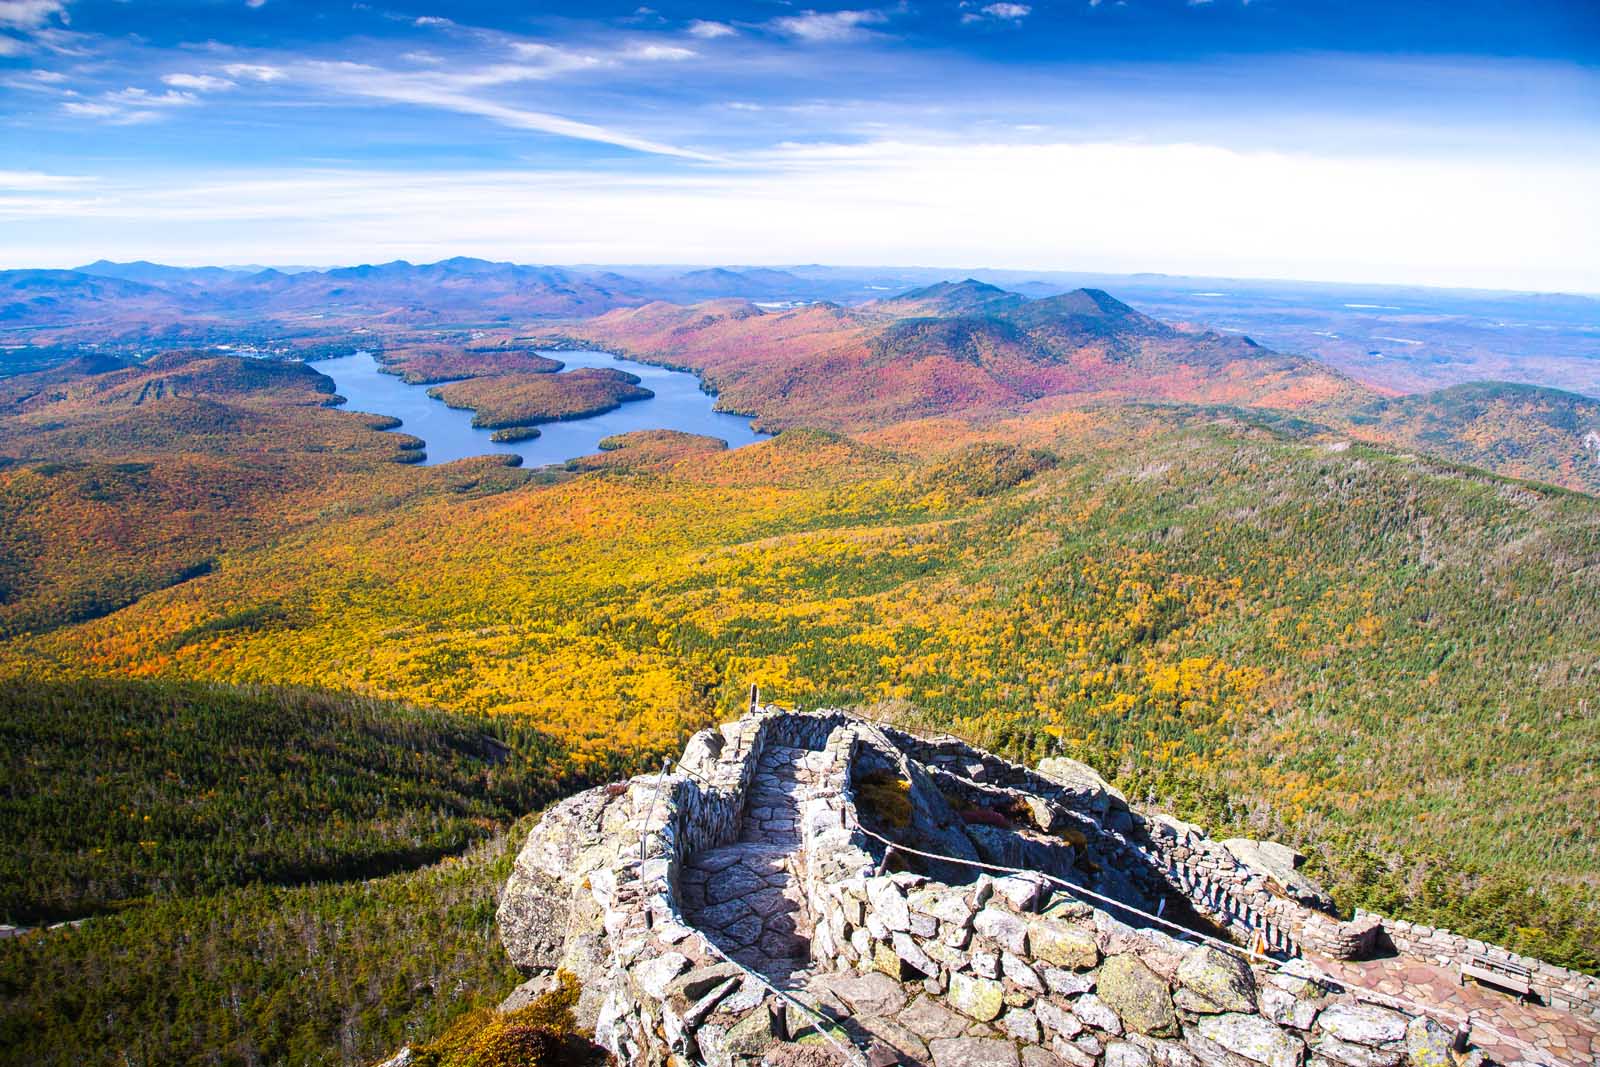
[681,744,1040,1067]
[681,744,831,987]
[1315,953,1599,1066]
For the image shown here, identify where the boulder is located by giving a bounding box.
[497,784,628,971]
[634,952,691,999]
[498,971,561,1013]
[1035,997,1085,1039]
[1036,756,1129,818]
[824,970,911,1017]
[1097,954,1178,1037]
[1315,1003,1408,1048]
[1192,1013,1305,1067]
[1221,838,1336,912]
[697,1009,777,1067]
[1258,986,1320,1030]
[1402,1016,1453,1067]
[1174,945,1257,1013]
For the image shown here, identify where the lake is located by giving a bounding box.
[317,349,765,466]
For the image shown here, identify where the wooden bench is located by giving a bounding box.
[1460,953,1533,997]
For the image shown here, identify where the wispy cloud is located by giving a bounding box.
[0,168,92,189]
[222,63,286,82]
[108,87,197,107]
[60,84,198,124]
[961,2,1031,23]
[163,73,236,92]
[772,9,889,43]
[295,59,714,159]
[0,0,69,30]
[626,42,695,61]
[62,99,157,124]
[687,20,736,39]
[3,143,1594,292]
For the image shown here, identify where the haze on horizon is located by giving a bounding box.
[1,0,1596,294]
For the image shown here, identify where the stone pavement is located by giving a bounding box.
[1316,953,1599,1066]
[681,743,1071,1067]
[681,744,832,988]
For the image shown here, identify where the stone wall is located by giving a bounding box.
[802,784,1465,1067]
[870,722,1365,964]
[493,706,1572,1066]
[1368,912,1600,1024]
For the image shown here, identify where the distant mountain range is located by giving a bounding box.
[2,258,1597,492]
[558,279,1600,493]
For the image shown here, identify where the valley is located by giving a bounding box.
[1,263,1597,1066]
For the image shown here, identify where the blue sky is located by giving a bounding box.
[1,0,1596,290]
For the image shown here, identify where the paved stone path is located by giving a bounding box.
[681,744,830,987]
[681,744,1034,1066]
[1316,953,1599,1067]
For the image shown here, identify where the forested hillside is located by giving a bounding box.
[3,279,1598,1064]
[6,414,1596,974]
[0,679,617,1067]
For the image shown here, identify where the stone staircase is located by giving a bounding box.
[680,744,830,988]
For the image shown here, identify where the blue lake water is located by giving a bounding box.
[318,349,765,466]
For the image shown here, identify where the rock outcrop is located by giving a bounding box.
[492,705,1582,1066]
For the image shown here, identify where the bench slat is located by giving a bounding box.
[1462,962,1532,995]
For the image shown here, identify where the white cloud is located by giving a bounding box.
[626,42,696,61]
[295,60,713,159]
[246,0,266,8]
[163,73,236,92]
[688,19,736,38]
[4,142,1594,293]
[507,41,605,76]
[413,16,453,28]
[25,141,1600,292]
[61,100,158,124]
[981,3,1031,18]
[772,9,888,42]
[222,63,285,82]
[108,87,198,107]
[0,0,68,30]
[0,33,24,54]
[0,169,92,189]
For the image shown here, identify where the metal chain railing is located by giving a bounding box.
[841,718,1567,1067]
[661,698,1565,1067]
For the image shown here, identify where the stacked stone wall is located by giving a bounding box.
[495,707,1577,1066]
[1368,913,1600,1024]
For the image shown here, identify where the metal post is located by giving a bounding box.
[768,999,790,1042]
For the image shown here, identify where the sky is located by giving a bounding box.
[1,0,1597,291]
